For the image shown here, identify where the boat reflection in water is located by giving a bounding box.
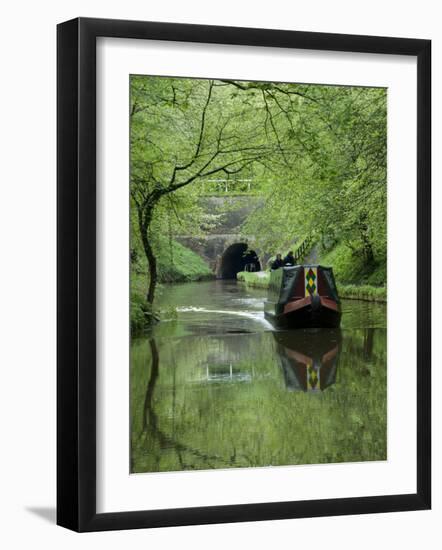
[273,329,341,392]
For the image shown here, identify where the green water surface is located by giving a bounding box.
[131,280,387,473]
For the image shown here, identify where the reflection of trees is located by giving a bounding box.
[363,329,374,360]
[344,328,378,364]
[142,339,159,432]
[131,327,386,473]
[141,338,230,469]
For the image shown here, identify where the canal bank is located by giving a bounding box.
[237,270,387,303]
[131,239,215,332]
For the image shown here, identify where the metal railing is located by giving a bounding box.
[293,236,312,263]
[201,179,255,195]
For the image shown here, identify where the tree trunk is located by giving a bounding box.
[138,205,158,305]
[359,215,374,265]
[364,241,374,264]
[141,230,157,304]
[360,230,374,264]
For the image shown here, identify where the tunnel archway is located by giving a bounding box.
[219,243,261,279]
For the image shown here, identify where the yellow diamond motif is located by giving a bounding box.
[307,365,319,390]
[305,267,318,297]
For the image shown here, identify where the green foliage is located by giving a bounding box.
[130,75,387,302]
[236,270,270,288]
[338,284,386,302]
[133,236,213,284]
[239,85,387,277]
[130,274,160,333]
[156,239,213,283]
[319,241,386,286]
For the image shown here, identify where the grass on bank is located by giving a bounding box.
[238,240,387,302]
[237,270,386,303]
[336,283,386,302]
[131,239,213,332]
[237,270,270,288]
[319,242,386,287]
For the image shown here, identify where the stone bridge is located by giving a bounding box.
[176,195,266,279]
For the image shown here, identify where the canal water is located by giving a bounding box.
[131,280,387,473]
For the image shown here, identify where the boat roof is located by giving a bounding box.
[269,264,340,303]
[283,264,333,270]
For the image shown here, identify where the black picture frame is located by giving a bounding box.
[57,17,431,532]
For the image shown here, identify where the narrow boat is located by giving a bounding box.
[264,265,341,328]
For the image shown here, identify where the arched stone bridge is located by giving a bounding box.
[177,232,262,278]
[176,194,313,279]
[175,195,265,279]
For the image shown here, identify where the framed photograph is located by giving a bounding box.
[57,17,431,532]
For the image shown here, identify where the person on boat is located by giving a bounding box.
[271,254,284,270]
[283,251,296,266]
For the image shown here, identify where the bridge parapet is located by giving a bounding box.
[201,179,256,195]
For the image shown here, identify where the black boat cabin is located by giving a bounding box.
[264,265,341,329]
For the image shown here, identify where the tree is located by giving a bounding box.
[239,83,387,270]
[131,75,387,302]
[130,76,278,303]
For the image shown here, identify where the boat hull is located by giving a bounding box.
[265,295,341,329]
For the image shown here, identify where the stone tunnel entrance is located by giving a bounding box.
[218,243,261,279]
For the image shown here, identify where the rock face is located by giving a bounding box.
[175,195,263,279]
